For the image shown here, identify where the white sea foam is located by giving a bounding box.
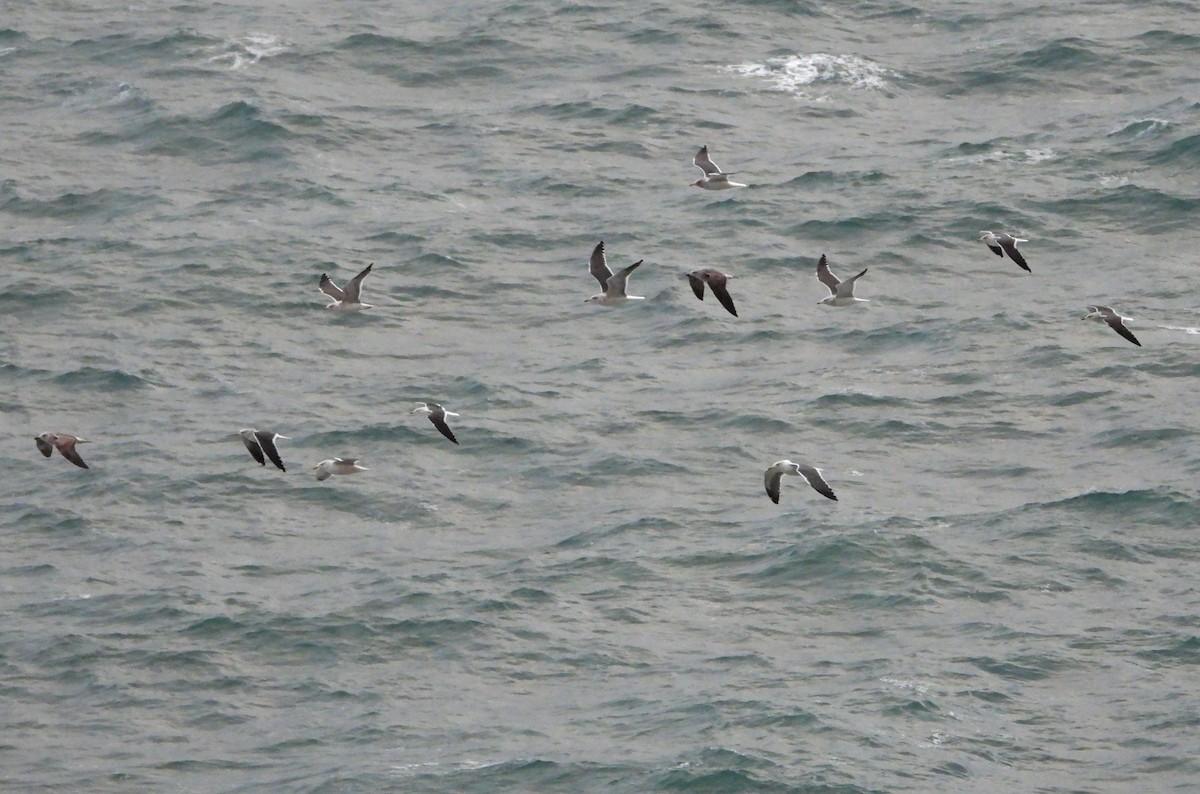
[208,33,290,70]
[723,53,896,97]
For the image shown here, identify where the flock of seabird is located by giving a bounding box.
[35,145,1143,502]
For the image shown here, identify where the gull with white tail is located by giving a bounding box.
[1083,305,1141,347]
[585,241,644,306]
[319,263,374,309]
[979,231,1030,273]
[238,428,289,472]
[412,402,459,444]
[690,145,746,190]
[687,268,738,317]
[313,458,369,481]
[35,432,91,469]
[764,460,837,503]
[816,255,869,306]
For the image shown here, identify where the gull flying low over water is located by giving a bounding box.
[585,241,645,306]
[764,460,837,503]
[313,458,369,481]
[690,145,746,190]
[412,402,459,444]
[979,231,1030,272]
[319,263,374,309]
[1083,305,1141,346]
[35,432,90,469]
[687,269,738,317]
[238,428,289,472]
[816,255,869,306]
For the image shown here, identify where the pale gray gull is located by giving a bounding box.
[319,263,374,309]
[691,145,746,190]
[585,241,644,306]
[313,458,369,481]
[817,255,869,306]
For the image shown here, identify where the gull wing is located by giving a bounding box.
[606,260,642,297]
[1092,308,1141,347]
[687,271,707,302]
[704,271,738,317]
[764,467,784,504]
[998,238,1030,272]
[342,263,373,303]
[319,274,344,300]
[834,268,868,300]
[816,255,841,293]
[241,433,266,465]
[254,430,287,471]
[36,435,54,457]
[693,145,722,176]
[796,464,837,501]
[429,414,459,444]
[589,242,612,290]
[55,435,89,469]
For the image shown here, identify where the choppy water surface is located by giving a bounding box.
[3,2,1200,792]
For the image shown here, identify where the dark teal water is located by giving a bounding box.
[2,2,1200,792]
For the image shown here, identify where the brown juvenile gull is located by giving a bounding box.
[313,458,369,481]
[978,231,1030,272]
[238,428,289,471]
[687,269,738,317]
[764,460,837,503]
[816,254,869,307]
[412,402,459,444]
[319,263,374,309]
[1082,305,1141,347]
[35,432,90,469]
[690,145,747,190]
[585,241,644,306]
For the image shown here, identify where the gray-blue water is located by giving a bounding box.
[3,2,1200,791]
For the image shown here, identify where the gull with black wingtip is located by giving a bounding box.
[585,241,644,306]
[816,254,869,307]
[319,263,374,309]
[979,231,1030,273]
[412,402,460,444]
[237,428,289,472]
[764,460,837,504]
[1083,305,1141,347]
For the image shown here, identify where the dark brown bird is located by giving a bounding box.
[35,432,90,469]
[687,268,738,317]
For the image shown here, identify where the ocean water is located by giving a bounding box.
[2,1,1200,791]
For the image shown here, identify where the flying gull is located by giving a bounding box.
[691,145,747,190]
[412,402,459,444]
[313,458,369,481]
[816,255,869,306]
[238,428,289,471]
[979,231,1030,272]
[35,432,90,469]
[1083,305,1141,346]
[687,269,738,317]
[585,241,645,306]
[319,263,374,309]
[764,460,837,503]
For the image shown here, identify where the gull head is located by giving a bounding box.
[690,178,706,188]
[411,403,432,415]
